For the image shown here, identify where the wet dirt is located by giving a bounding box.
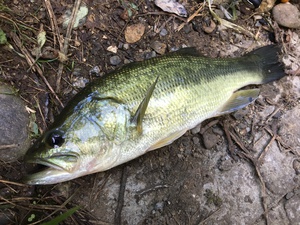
[0,0,300,224]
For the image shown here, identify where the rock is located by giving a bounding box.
[285,194,300,223]
[124,23,145,43]
[0,82,30,162]
[123,43,129,50]
[192,137,200,145]
[151,41,167,55]
[110,55,121,65]
[191,124,201,134]
[258,140,297,195]
[159,28,168,36]
[89,66,101,77]
[72,77,89,88]
[202,17,216,34]
[272,3,300,29]
[144,50,156,59]
[202,129,219,149]
[107,45,118,53]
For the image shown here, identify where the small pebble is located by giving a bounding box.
[110,55,121,65]
[124,58,131,64]
[285,192,294,200]
[202,131,218,149]
[272,3,300,29]
[191,124,201,134]
[107,45,118,53]
[89,66,101,77]
[293,159,300,175]
[151,41,167,55]
[202,17,216,34]
[144,51,156,59]
[73,77,89,88]
[192,137,200,145]
[123,43,129,50]
[160,28,168,36]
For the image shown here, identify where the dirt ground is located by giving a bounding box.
[0,0,300,224]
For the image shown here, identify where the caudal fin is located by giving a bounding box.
[247,45,285,84]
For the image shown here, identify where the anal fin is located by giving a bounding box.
[147,129,187,152]
[216,89,260,116]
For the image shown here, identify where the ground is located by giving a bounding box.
[0,0,300,224]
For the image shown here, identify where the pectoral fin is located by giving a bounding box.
[216,89,260,116]
[131,76,159,133]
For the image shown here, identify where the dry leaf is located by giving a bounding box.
[125,23,145,44]
[154,0,187,17]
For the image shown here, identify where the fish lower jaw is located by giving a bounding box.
[24,167,76,185]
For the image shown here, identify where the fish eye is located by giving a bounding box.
[45,130,65,148]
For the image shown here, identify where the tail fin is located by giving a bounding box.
[247,45,285,84]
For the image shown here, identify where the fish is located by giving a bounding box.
[24,45,285,185]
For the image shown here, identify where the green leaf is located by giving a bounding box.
[41,206,80,225]
[0,28,7,45]
[129,3,138,10]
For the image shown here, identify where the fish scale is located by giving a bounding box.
[24,45,285,184]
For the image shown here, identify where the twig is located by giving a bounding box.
[207,0,256,39]
[198,208,221,225]
[222,120,237,159]
[28,189,79,225]
[114,166,128,225]
[136,184,169,196]
[253,161,269,225]
[223,120,271,225]
[43,0,64,50]
[176,3,205,32]
[0,179,27,186]
[10,32,64,107]
[200,119,219,134]
[56,0,82,92]
[0,144,18,150]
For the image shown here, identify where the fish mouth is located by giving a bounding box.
[23,158,76,185]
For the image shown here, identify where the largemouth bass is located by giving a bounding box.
[24,45,284,185]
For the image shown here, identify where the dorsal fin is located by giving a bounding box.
[131,76,159,133]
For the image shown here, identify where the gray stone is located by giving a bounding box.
[202,129,219,149]
[0,82,30,162]
[89,66,101,77]
[285,193,300,223]
[110,55,121,65]
[258,138,297,195]
[159,28,168,36]
[272,3,300,29]
[151,41,167,55]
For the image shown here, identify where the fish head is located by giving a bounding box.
[24,98,131,185]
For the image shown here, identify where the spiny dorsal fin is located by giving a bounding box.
[131,76,159,133]
[216,89,260,116]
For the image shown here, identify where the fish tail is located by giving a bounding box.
[247,45,285,84]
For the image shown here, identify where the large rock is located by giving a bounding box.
[272,3,300,29]
[0,82,30,162]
